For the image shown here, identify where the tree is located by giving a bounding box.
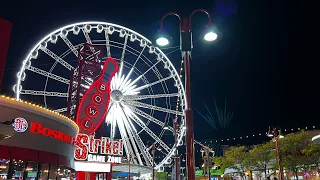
[303,142,320,172]
[249,141,275,179]
[155,172,170,180]
[279,131,313,180]
[214,131,320,180]
[224,146,248,179]
[212,156,231,173]
[243,152,256,180]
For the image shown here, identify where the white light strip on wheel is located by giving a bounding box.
[16,21,152,100]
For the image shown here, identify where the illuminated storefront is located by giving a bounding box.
[0,96,79,179]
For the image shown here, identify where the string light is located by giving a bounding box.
[175,58,184,120]
[195,125,317,145]
[0,94,79,132]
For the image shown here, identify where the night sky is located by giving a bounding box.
[1,0,319,147]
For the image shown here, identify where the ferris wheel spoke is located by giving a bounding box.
[53,107,67,113]
[126,120,152,166]
[118,78,132,93]
[124,93,180,101]
[116,111,137,164]
[126,105,174,132]
[115,118,130,160]
[104,30,111,58]
[82,28,92,44]
[127,60,162,87]
[20,90,68,98]
[121,46,146,90]
[118,35,128,81]
[26,66,70,84]
[105,102,116,138]
[125,101,183,116]
[60,34,79,57]
[129,75,173,93]
[119,104,144,165]
[126,109,171,153]
[39,47,74,70]
[110,119,115,139]
[120,103,153,166]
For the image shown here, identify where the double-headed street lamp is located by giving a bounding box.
[267,126,284,180]
[156,9,219,180]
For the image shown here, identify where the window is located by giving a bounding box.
[56,166,72,180]
[25,162,38,180]
[48,164,57,180]
[38,163,49,180]
[0,159,9,179]
[11,159,25,179]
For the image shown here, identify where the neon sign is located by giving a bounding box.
[74,133,123,163]
[76,58,118,135]
[29,122,75,144]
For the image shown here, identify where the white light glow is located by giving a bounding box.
[15,21,152,100]
[204,32,218,41]
[156,37,169,46]
[267,134,273,137]
[312,134,320,141]
[279,135,284,139]
[74,161,111,172]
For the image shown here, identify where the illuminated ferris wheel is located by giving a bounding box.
[13,21,186,169]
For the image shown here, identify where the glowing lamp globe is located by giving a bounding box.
[155,29,170,46]
[279,135,284,139]
[156,37,169,46]
[163,122,169,130]
[204,31,218,42]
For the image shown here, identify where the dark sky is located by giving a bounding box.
[1,0,319,146]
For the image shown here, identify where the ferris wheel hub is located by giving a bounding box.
[110,90,123,102]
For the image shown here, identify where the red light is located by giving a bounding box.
[86,105,99,118]
[96,82,108,94]
[76,58,118,135]
[92,93,104,105]
[80,118,93,131]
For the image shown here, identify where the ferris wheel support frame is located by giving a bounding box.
[67,43,103,119]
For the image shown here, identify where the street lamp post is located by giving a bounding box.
[157,9,218,180]
[151,144,162,180]
[128,155,132,180]
[267,126,284,180]
[174,119,180,180]
[152,144,156,180]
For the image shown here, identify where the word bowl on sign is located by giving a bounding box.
[87,154,122,163]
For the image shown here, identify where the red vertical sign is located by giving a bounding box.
[76,58,118,135]
[0,18,13,90]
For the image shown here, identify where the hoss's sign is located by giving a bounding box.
[74,133,123,163]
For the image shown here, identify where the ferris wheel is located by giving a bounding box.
[14,21,186,169]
